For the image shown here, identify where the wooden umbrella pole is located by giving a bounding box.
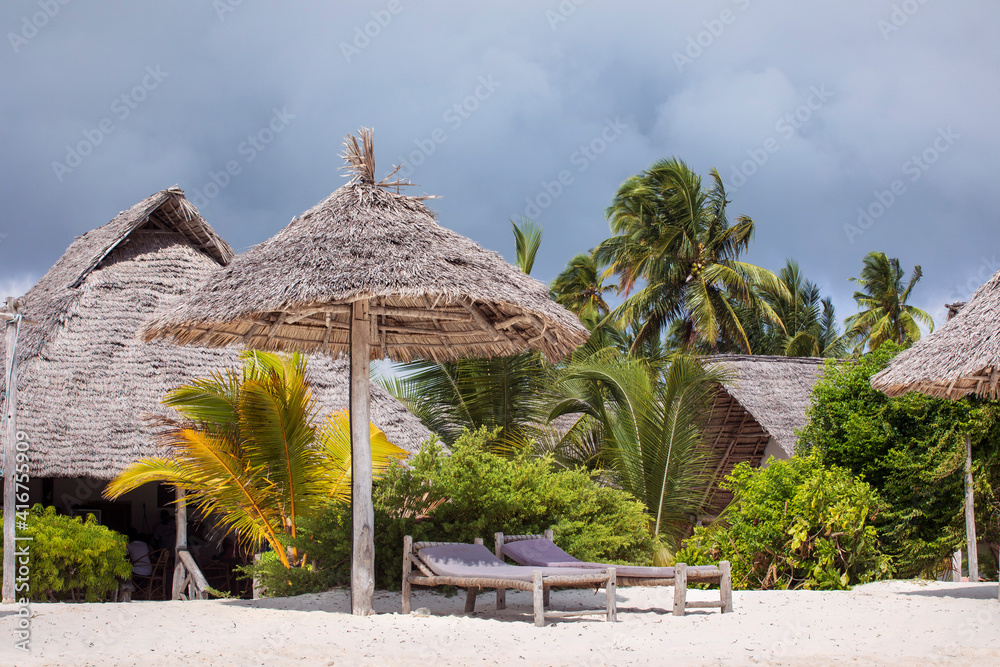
[2,302,20,604]
[963,434,978,582]
[350,299,375,615]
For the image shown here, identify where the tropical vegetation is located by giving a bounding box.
[0,505,132,602]
[798,344,1000,579]
[676,453,892,590]
[105,350,408,568]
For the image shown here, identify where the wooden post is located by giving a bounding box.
[951,549,962,582]
[401,535,412,614]
[171,487,188,600]
[494,532,506,610]
[532,571,545,627]
[350,299,375,616]
[719,560,734,613]
[606,567,617,622]
[964,434,979,582]
[2,301,19,604]
[673,562,687,616]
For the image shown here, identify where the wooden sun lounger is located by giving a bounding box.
[401,536,617,626]
[495,531,734,616]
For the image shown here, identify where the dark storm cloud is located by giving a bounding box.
[2,0,997,329]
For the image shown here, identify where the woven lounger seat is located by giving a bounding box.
[495,531,734,616]
[401,536,617,626]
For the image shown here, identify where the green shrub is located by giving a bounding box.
[0,505,132,602]
[676,454,892,590]
[246,428,658,595]
[798,343,1000,577]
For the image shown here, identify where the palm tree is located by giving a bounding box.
[844,251,934,353]
[550,250,617,321]
[596,157,787,354]
[748,259,847,358]
[511,217,542,275]
[549,353,731,545]
[105,351,407,567]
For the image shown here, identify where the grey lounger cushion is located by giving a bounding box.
[418,543,600,583]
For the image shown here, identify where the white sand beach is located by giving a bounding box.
[1,580,997,666]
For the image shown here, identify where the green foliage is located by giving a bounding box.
[0,505,131,602]
[677,455,892,590]
[798,343,1000,577]
[106,351,407,568]
[249,429,658,595]
[552,353,732,544]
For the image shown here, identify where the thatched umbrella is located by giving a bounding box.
[0,187,433,602]
[871,271,1000,589]
[144,129,590,614]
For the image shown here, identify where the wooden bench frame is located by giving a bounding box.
[402,536,617,627]
[496,531,734,616]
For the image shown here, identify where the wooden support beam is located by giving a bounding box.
[964,434,979,582]
[2,299,20,604]
[350,299,375,616]
[171,487,188,600]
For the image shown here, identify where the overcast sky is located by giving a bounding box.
[2,1,997,329]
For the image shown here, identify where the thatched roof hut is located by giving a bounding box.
[0,187,430,481]
[700,355,828,513]
[143,149,589,362]
[871,271,1000,400]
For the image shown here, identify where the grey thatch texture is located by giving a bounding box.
[703,355,828,457]
[871,270,1000,400]
[144,137,589,363]
[1,188,430,480]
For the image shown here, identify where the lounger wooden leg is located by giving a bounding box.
[533,571,545,627]
[606,567,617,622]
[494,533,506,610]
[673,562,687,616]
[464,586,479,613]
[402,535,412,614]
[719,561,733,613]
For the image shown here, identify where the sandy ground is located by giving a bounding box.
[0,580,997,666]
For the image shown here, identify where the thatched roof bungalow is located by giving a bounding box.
[0,187,430,533]
[700,355,828,514]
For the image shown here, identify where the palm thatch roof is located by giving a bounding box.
[1,187,430,480]
[144,130,588,363]
[871,271,1000,400]
[699,355,828,514]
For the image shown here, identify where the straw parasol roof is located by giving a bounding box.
[871,270,1000,400]
[142,129,589,615]
[143,133,589,361]
[0,187,430,480]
